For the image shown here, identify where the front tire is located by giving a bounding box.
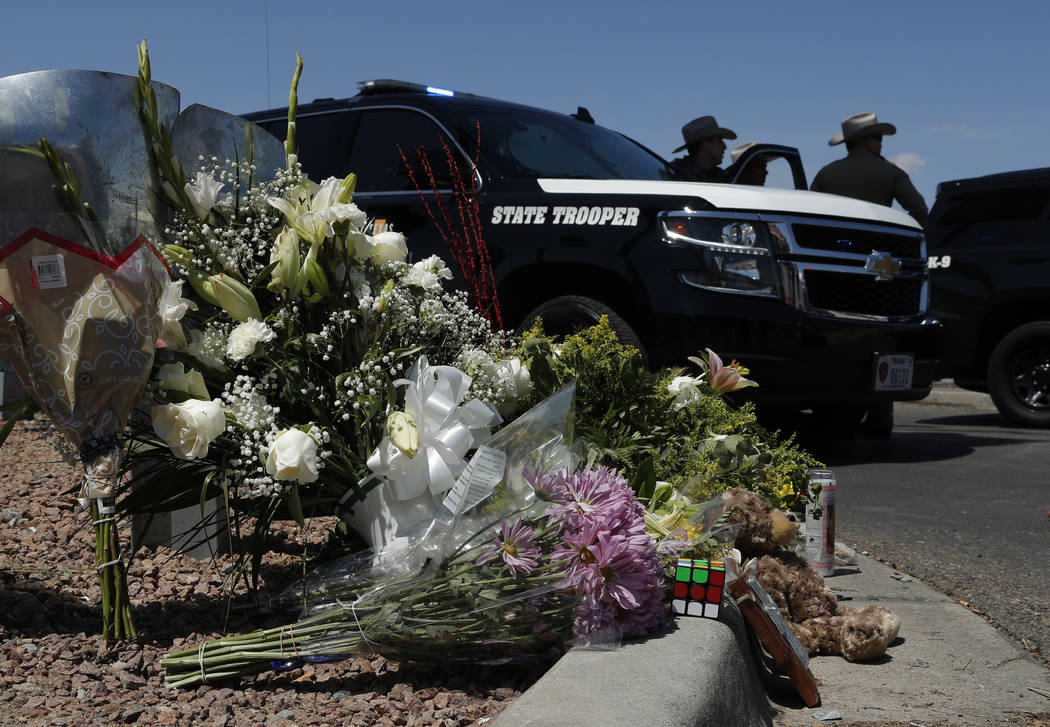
[987,322,1050,427]
[516,295,646,359]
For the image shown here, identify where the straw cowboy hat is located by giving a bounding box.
[674,115,737,153]
[730,141,772,164]
[829,112,897,146]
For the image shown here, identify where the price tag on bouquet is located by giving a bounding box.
[441,445,507,516]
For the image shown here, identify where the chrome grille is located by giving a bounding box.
[792,223,922,258]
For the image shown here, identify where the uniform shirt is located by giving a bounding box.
[810,146,928,227]
[669,156,730,183]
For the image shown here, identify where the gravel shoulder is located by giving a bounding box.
[0,418,546,726]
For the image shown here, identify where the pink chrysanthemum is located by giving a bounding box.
[475,518,542,578]
[534,465,669,639]
[544,466,638,530]
[574,531,655,610]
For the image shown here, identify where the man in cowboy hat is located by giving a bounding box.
[729,141,771,186]
[670,115,737,182]
[812,112,927,438]
[810,112,928,227]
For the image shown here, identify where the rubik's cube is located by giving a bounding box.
[671,559,725,618]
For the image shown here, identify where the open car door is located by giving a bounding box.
[725,143,807,190]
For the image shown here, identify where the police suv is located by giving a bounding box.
[244,80,938,434]
[927,166,1050,427]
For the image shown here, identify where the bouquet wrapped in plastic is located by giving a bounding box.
[161,385,670,688]
[0,69,173,639]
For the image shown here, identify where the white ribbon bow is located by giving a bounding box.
[367,356,502,501]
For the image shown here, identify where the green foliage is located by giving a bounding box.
[518,317,822,511]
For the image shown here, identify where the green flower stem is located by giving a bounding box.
[163,512,575,688]
[90,499,136,641]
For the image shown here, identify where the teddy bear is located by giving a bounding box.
[717,487,900,662]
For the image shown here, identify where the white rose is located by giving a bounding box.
[265,429,320,484]
[460,348,497,377]
[497,358,532,400]
[151,399,226,460]
[226,319,275,361]
[156,362,210,399]
[373,231,408,263]
[668,375,702,409]
[356,230,408,264]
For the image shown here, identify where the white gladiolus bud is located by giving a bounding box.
[271,226,302,294]
[203,273,261,322]
[185,368,210,399]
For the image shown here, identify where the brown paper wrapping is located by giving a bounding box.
[0,228,167,493]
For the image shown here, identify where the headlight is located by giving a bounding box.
[722,222,757,246]
[661,214,779,297]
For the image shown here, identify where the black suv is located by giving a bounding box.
[244,80,938,433]
[927,167,1050,426]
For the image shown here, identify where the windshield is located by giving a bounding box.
[462,104,678,181]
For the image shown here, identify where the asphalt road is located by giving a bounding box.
[795,398,1050,666]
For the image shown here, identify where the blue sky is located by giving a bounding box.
[4,1,1049,208]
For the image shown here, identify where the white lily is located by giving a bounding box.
[291,210,332,246]
[185,171,223,220]
[266,175,361,245]
[157,279,195,351]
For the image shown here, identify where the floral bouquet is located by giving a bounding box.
[0,69,175,640]
[118,44,534,577]
[160,385,669,688]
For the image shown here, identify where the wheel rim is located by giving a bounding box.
[1007,344,1050,411]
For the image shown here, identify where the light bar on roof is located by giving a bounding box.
[426,86,454,97]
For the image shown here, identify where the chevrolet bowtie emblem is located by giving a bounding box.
[865,251,900,281]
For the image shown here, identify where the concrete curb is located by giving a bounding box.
[492,554,1050,727]
[490,605,775,727]
[914,379,996,410]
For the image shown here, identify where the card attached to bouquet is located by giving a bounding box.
[671,559,725,619]
[441,445,507,515]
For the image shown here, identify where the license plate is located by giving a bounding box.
[874,353,913,391]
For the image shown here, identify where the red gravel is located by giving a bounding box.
[0,418,547,726]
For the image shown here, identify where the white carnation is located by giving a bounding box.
[226,319,276,361]
[668,375,703,409]
[404,255,452,292]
